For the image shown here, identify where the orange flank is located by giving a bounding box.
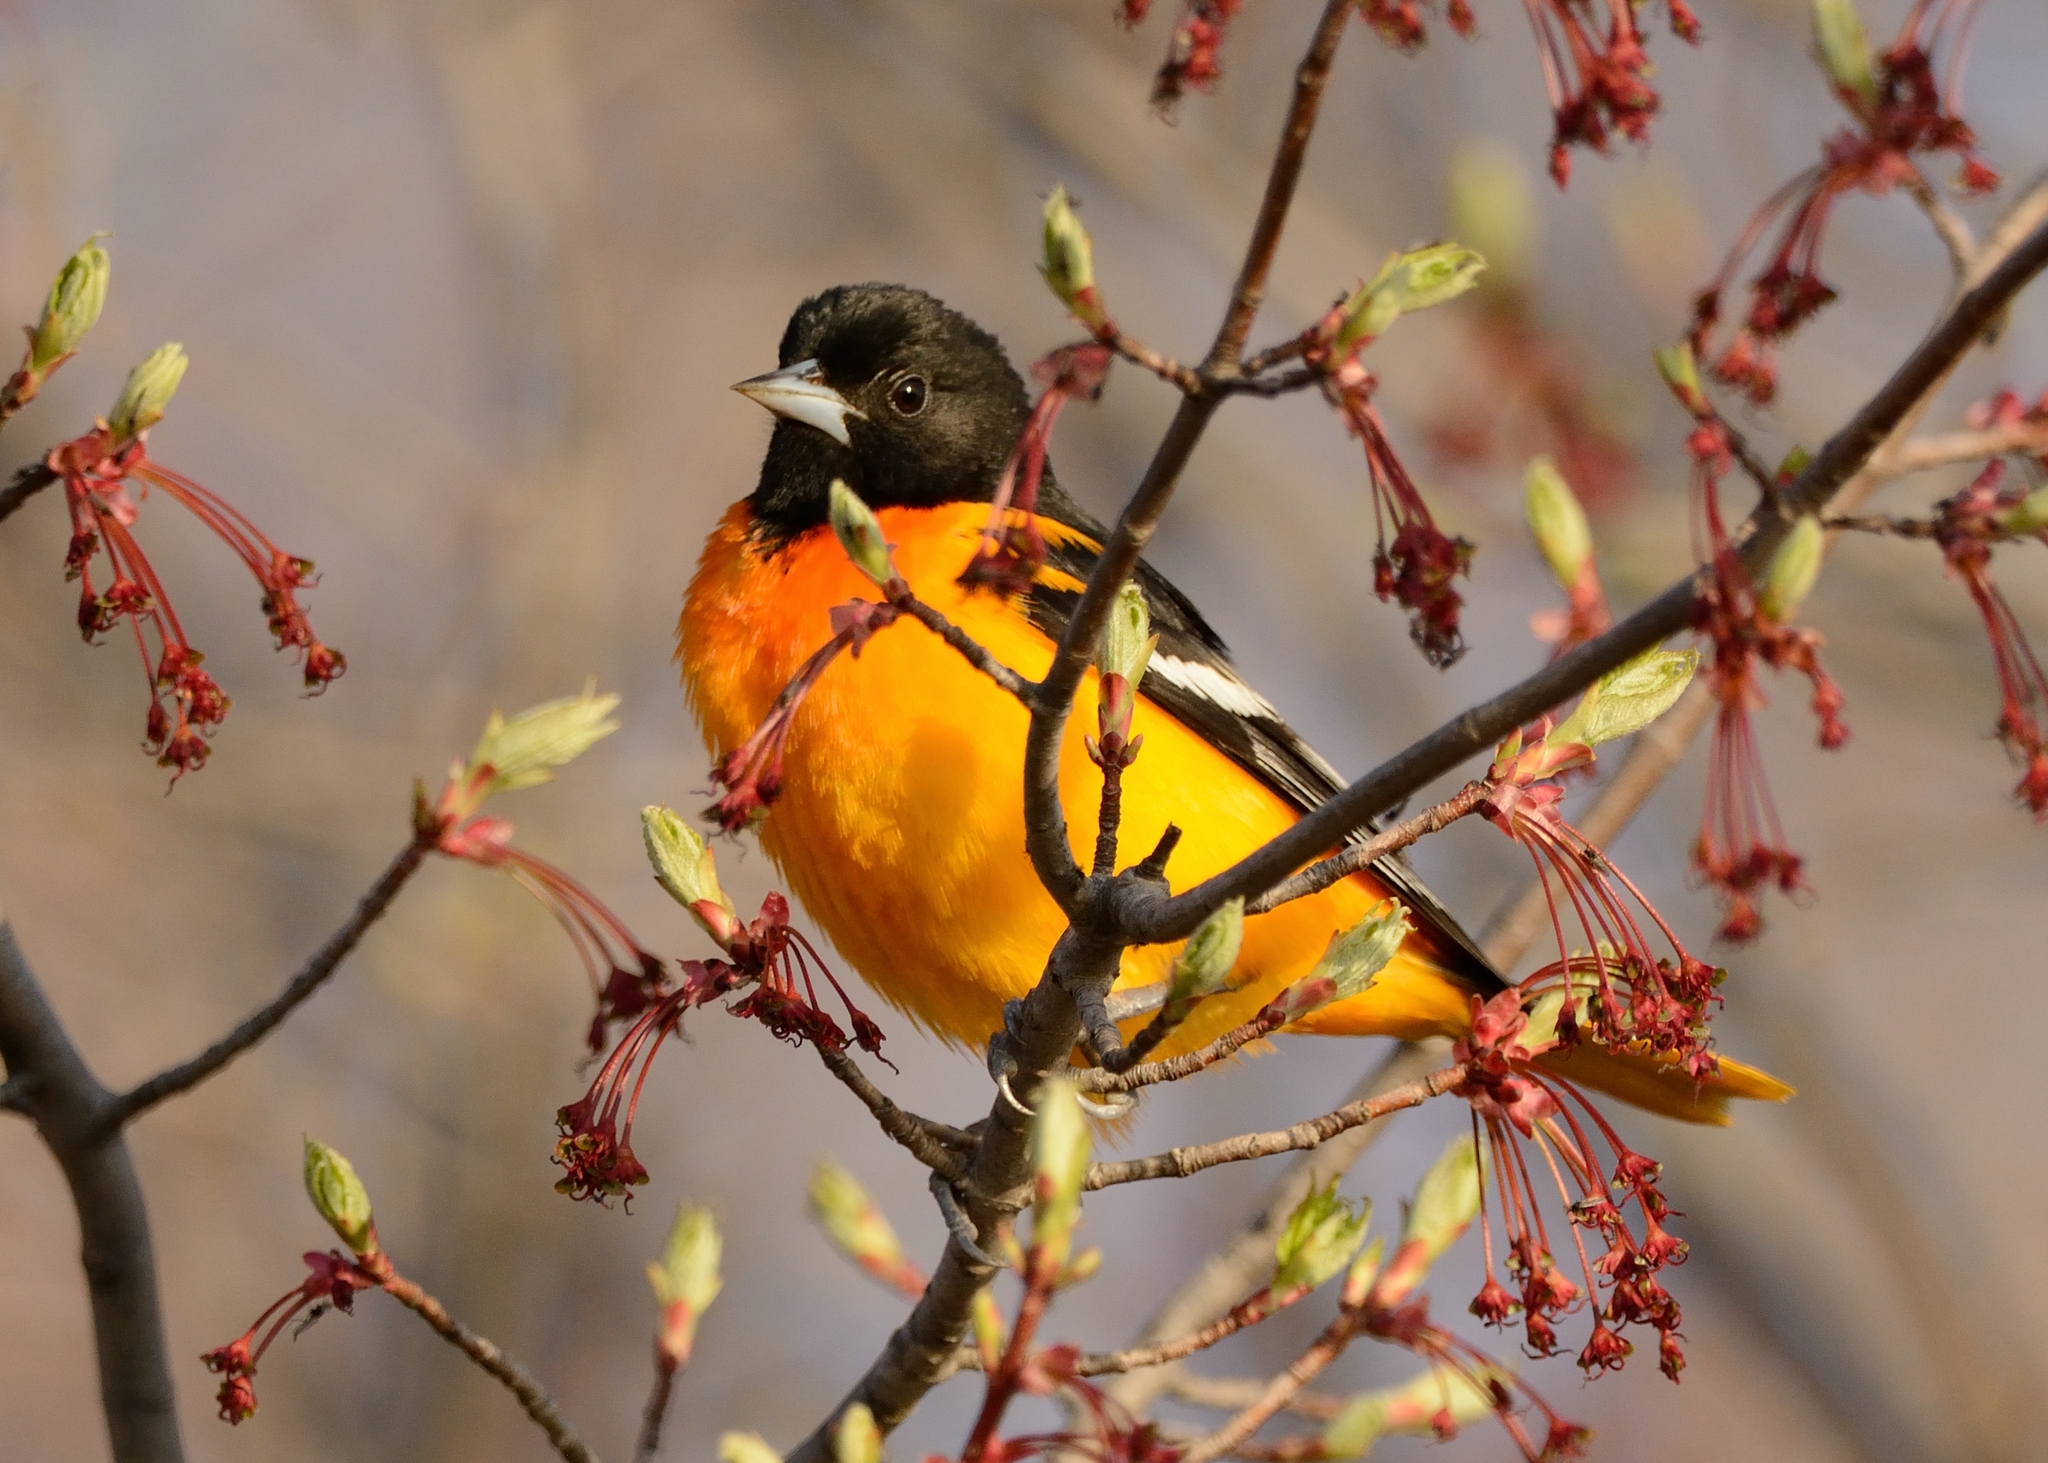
[678,499,1791,1124]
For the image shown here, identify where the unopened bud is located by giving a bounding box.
[1776,444,1812,484]
[1812,0,1879,112]
[1335,244,1486,354]
[450,680,620,819]
[1165,897,1243,1022]
[1056,1246,1102,1289]
[643,804,740,943]
[1270,901,1411,1022]
[719,1434,783,1463]
[1098,580,1157,745]
[832,1404,881,1463]
[1321,1365,1498,1458]
[1031,1077,1091,1266]
[1547,647,1698,750]
[106,342,188,442]
[971,1288,1006,1368]
[1653,341,1708,416]
[1523,456,1593,590]
[1040,186,1108,332]
[828,480,897,587]
[303,1138,379,1257]
[1271,1182,1371,1300]
[1339,1235,1386,1309]
[1757,515,1824,623]
[1401,1136,1484,1268]
[1447,141,1535,287]
[648,1203,723,1369]
[809,1159,918,1293]
[28,234,110,373]
[2003,486,2048,537]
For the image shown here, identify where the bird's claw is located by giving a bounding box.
[929,1170,1003,1269]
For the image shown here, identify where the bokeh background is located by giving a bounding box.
[3,1,2046,1460]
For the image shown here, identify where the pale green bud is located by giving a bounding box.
[29,234,110,372]
[1758,515,1824,624]
[832,1404,882,1463]
[303,1138,379,1257]
[1812,0,1879,111]
[1447,141,1536,287]
[1776,444,1812,483]
[1653,341,1707,415]
[649,1203,723,1366]
[1040,186,1107,331]
[2002,486,2048,537]
[1339,1234,1386,1309]
[1335,244,1486,354]
[1548,648,1698,750]
[643,804,739,939]
[1100,580,1157,687]
[809,1159,909,1280]
[1056,1247,1102,1288]
[106,342,187,441]
[1167,897,1243,1015]
[1297,900,1412,1015]
[1401,1136,1484,1269]
[1523,456,1594,589]
[1321,1365,1500,1458]
[719,1434,784,1463]
[1031,1077,1091,1265]
[828,480,897,587]
[460,681,620,806]
[1271,1182,1371,1299]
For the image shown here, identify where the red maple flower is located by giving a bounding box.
[49,425,344,782]
[1146,0,1243,109]
[1523,0,1701,189]
[1933,459,2048,819]
[200,1250,376,1425]
[1690,0,1996,403]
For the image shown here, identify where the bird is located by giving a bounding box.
[677,282,1789,1123]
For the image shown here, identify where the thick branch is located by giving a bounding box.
[375,1261,599,1463]
[1085,1062,1467,1190]
[102,840,427,1130]
[1125,209,2048,944]
[0,920,184,1463]
[0,461,57,526]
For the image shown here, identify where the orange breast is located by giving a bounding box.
[676,499,1477,1053]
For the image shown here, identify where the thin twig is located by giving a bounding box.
[1246,782,1488,915]
[1107,330,1201,394]
[1906,165,1977,281]
[1079,1008,1285,1093]
[101,839,428,1131]
[1218,367,1322,398]
[814,1044,971,1176]
[1178,1309,1362,1463]
[1868,420,2048,481]
[373,1260,600,1463]
[1240,336,1309,376]
[634,1358,677,1463]
[1167,1373,1350,1424]
[894,592,1038,706]
[1085,1063,1467,1190]
[0,461,57,526]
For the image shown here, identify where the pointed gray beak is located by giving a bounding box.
[731,358,864,446]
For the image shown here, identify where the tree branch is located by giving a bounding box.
[101,840,427,1131]
[1078,1008,1286,1094]
[633,1361,676,1463]
[0,920,184,1463]
[1868,420,2048,481]
[894,592,1038,707]
[0,461,57,527]
[1245,782,1488,915]
[1178,1308,1363,1463]
[813,1044,972,1176]
[372,1259,600,1463]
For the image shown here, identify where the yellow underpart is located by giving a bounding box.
[678,500,1792,1124]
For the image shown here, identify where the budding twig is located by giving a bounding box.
[0,461,57,526]
[1246,781,1490,915]
[814,1044,973,1177]
[1177,1307,1364,1463]
[1078,1006,1287,1093]
[891,591,1037,706]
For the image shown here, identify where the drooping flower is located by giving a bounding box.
[1147,0,1244,109]
[1522,0,1701,190]
[1932,459,2048,819]
[50,351,344,783]
[200,1251,376,1425]
[1690,0,1996,404]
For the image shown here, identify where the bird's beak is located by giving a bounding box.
[731,359,864,447]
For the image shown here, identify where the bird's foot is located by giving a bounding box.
[929,1170,1003,1269]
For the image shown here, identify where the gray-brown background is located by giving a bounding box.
[2,2,2043,1460]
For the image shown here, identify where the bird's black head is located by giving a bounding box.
[737,284,1033,545]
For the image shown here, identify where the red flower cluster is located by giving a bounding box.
[50,426,344,782]
[1685,424,1848,941]
[1145,0,1243,109]
[1932,458,2048,818]
[1525,0,1701,189]
[552,892,887,1204]
[200,1251,376,1424]
[1690,0,1996,404]
[1455,989,1690,1384]
[1483,728,1723,1079]
[964,1350,1185,1463]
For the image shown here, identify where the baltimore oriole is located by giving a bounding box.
[679,283,1789,1123]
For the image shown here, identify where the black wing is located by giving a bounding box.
[1028,483,1500,989]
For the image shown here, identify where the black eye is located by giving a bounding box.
[889,374,929,416]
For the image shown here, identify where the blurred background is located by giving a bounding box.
[2,1,2045,1460]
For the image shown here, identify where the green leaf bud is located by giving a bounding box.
[1548,647,1699,750]
[648,1203,723,1367]
[1031,1077,1091,1266]
[303,1138,379,1257]
[1271,1182,1371,1300]
[1653,341,1708,416]
[1165,897,1243,1020]
[1757,514,1824,624]
[1321,1365,1501,1458]
[455,681,620,815]
[828,480,897,587]
[809,1158,914,1287]
[1040,186,1108,332]
[1401,1136,1485,1270]
[106,342,188,442]
[1100,580,1157,688]
[832,1404,881,1463]
[1335,244,1486,354]
[643,803,739,942]
[29,234,110,373]
[1812,0,1879,112]
[1270,901,1411,1022]
[1523,456,1594,590]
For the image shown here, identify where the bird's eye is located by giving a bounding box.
[888,374,929,416]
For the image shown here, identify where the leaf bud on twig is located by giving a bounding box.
[1040,185,1110,333]
[1546,647,1699,752]
[438,681,621,823]
[828,479,898,587]
[1265,900,1411,1023]
[1031,1076,1091,1268]
[643,803,742,945]
[28,233,110,374]
[809,1159,924,1296]
[647,1203,723,1370]
[1320,1365,1501,1458]
[1163,896,1243,1025]
[1757,514,1824,624]
[1333,243,1486,355]
[106,342,188,443]
[1811,0,1879,112]
[1270,1181,1371,1301]
[1523,455,1594,591]
[303,1138,380,1258]
[1653,341,1709,417]
[832,1403,882,1463]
